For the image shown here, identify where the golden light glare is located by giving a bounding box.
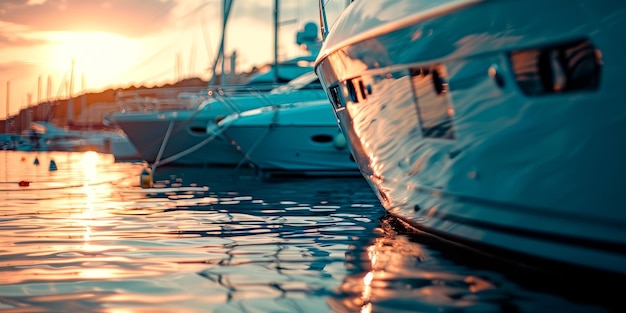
[44,31,142,91]
[363,271,374,285]
[360,271,374,309]
[81,151,99,182]
[361,303,372,313]
[82,150,99,164]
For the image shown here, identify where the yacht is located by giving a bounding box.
[218,99,358,177]
[22,121,140,161]
[104,12,324,168]
[104,71,328,167]
[315,0,626,277]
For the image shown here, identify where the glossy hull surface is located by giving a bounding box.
[220,100,358,175]
[315,0,626,276]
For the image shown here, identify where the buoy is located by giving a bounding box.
[33,157,39,165]
[18,180,30,187]
[140,167,153,189]
[333,133,347,150]
[21,156,26,162]
[49,160,57,171]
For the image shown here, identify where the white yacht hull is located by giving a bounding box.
[220,100,358,176]
[315,0,626,276]
[106,72,328,167]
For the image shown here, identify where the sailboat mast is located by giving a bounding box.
[67,59,75,125]
[47,76,51,101]
[209,0,234,86]
[273,0,279,84]
[5,81,9,133]
[37,76,41,104]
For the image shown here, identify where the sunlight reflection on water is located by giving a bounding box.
[0,151,617,312]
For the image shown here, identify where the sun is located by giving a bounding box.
[44,31,145,93]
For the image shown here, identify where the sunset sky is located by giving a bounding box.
[0,0,347,119]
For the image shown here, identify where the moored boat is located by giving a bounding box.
[22,121,140,161]
[218,99,358,177]
[104,71,327,167]
[314,0,626,277]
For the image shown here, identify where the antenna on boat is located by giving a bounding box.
[318,0,354,40]
[317,0,330,40]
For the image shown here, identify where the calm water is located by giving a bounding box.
[0,150,621,312]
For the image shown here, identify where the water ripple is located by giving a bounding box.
[0,151,618,312]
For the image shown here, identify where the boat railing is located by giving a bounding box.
[114,83,288,113]
[202,82,328,114]
[115,87,210,113]
[114,76,327,114]
[202,83,279,113]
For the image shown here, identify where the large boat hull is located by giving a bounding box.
[105,110,245,166]
[315,0,626,276]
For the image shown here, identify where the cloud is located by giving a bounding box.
[0,0,178,37]
[0,21,49,47]
[26,0,47,5]
[0,60,38,77]
[0,33,48,48]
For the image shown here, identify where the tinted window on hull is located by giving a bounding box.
[510,39,601,95]
[329,86,343,109]
[410,65,456,140]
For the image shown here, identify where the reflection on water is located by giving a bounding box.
[0,151,619,312]
[327,215,617,313]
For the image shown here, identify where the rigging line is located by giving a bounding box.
[188,30,198,78]
[119,43,177,79]
[298,0,302,20]
[120,1,221,81]
[115,97,212,160]
[152,132,219,168]
[178,0,218,20]
[233,105,280,170]
[131,93,219,167]
[136,66,175,85]
[140,83,269,169]
[151,120,175,171]
[145,1,218,36]
[201,16,216,69]
[147,0,179,25]
[209,0,235,85]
